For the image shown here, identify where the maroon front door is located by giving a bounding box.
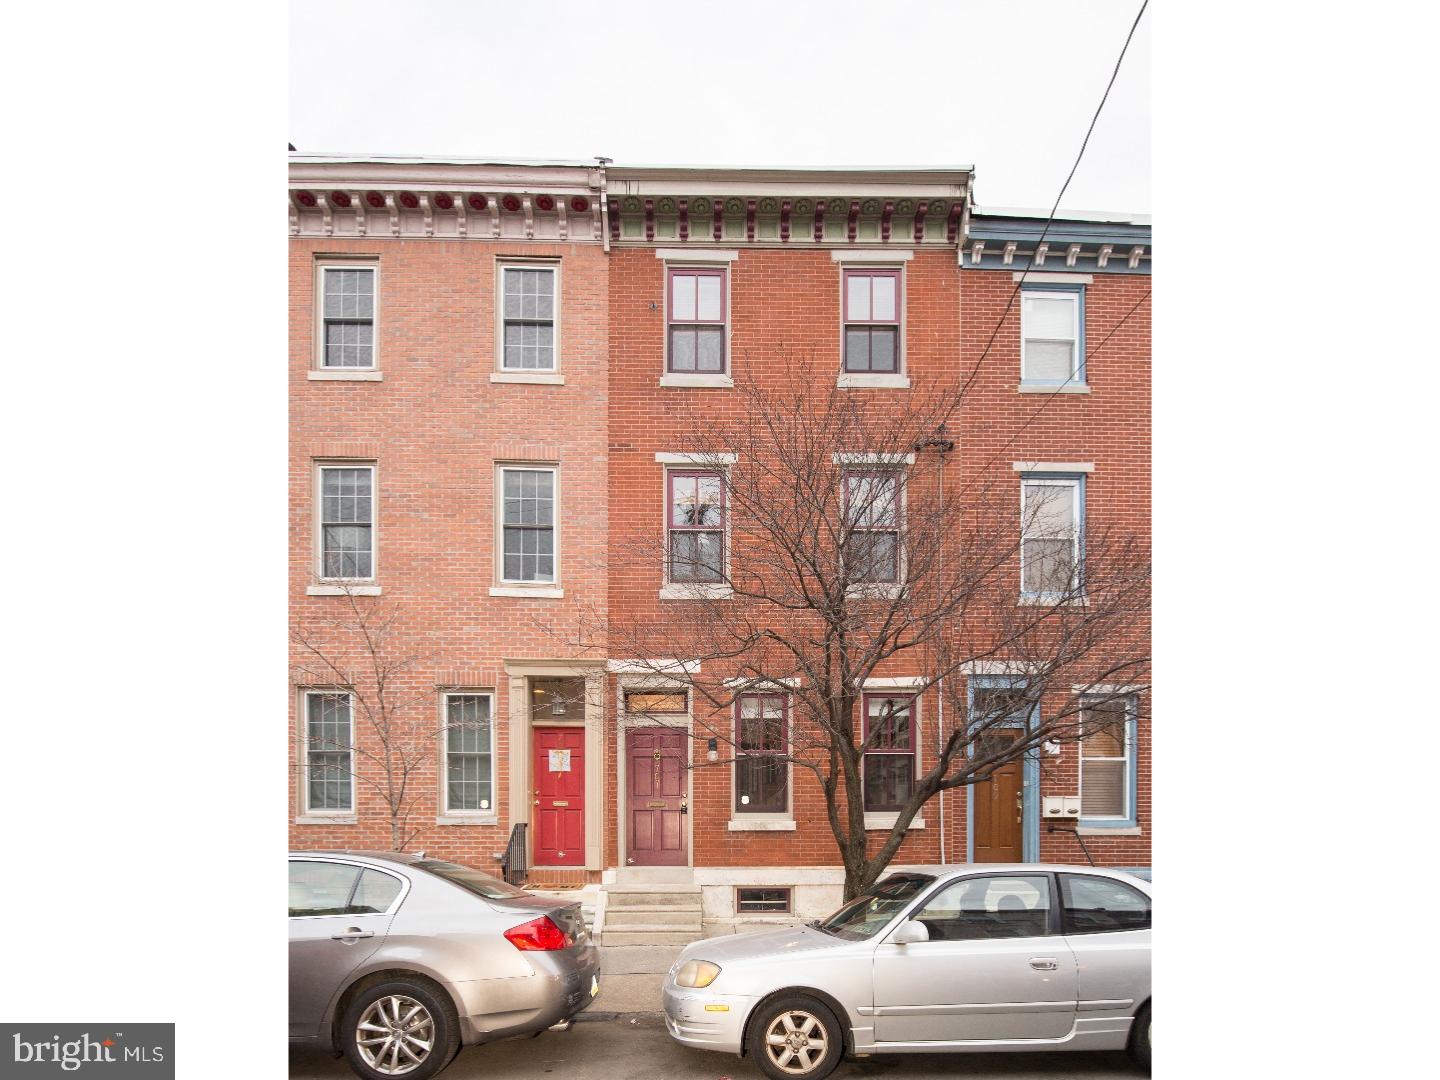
[627,728,688,866]
[533,727,584,866]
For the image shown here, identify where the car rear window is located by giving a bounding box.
[413,859,533,900]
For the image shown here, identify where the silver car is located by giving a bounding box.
[289,851,600,1080]
[662,864,1150,1079]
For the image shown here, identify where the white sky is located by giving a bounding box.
[290,0,1149,213]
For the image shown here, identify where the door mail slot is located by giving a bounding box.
[551,800,570,807]
[646,800,667,808]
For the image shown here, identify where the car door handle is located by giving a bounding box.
[1029,958,1058,971]
[331,928,375,942]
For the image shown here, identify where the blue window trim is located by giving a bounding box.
[1078,693,1139,829]
[964,675,1040,863]
[1019,282,1087,387]
[1018,471,1086,603]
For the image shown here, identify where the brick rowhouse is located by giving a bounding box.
[289,156,1151,935]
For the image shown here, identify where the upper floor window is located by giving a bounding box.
[318,464,375,580]
[318,265,376,369]
[1079,696,1135,823]
[501,265,557,371]
[304,691,354,812]
[842,269,901,373]
[443,693,494,814]
[1020,476,1081,598]
[863,694,916,812]
[843,470,901,583]
[667,470,725,583]
[499,466,556,584]
[735,693,788,814]
[1021,287,1084,385]
[667,267,727,374]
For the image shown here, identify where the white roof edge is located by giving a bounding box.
[973,204,1151,225]
[289,152,602,168]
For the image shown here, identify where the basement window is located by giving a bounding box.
[736,887,792,914]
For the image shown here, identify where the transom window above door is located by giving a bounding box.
[667,267,727,374]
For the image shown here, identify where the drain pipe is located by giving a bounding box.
[916,428,956,863]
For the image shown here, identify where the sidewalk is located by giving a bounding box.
[589,943,682,1014]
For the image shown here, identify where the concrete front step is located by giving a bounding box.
[612,867,696,884]
[601,927,705,946]
[603,907,703,929]
[602,885,701,903]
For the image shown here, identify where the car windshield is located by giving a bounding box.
[813,874,935,940]
[413,859,533,900]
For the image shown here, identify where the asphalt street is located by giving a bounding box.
[288,1011,1142,1080]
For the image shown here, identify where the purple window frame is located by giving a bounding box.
[667,469,726,583]
[735,693,789,814]
[842,268,902,373]
[842,469,901,583]
[666,267,728,374]
[862,693,916,812]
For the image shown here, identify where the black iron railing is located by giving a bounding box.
[500,822,528,885]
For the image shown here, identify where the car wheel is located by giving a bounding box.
[746,994,844,1080]
[340,978,460,1080]
[1129,1001,1151,1072]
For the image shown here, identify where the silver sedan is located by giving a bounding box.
[289,851,600,1080]
[662,864,1150,1080]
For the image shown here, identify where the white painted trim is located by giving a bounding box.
[659,583,733,600]
[864,813,926,831]
[295,815,357,826]
[490,371,565,385]
[488,586,564,598]
[306,584,382,596]
[659,373,734,388]
[833,249,914,262]
[309,370,383,382]
[434,815,499,826]
[313,461,378,586]
[862,676,930,689]
[1017,383,1090,394]
[727,818,797,831]
[722,676,801,689]
[495,260,561,376]
[1077,826,1142,836]
[439,689,497,817]
[656,248,739,263]
[1011,271,1094,284]
[837,373,911,389]
[607,658,702,675]
[314,258,380,373]
[299,688,357,817]
[846,583,905,601]
[654,452,738,464]
[960,660,1040,675]
[1073,683,1147,695]
[1012,461,1095,473]
[833,452,916,465]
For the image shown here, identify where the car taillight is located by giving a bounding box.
[503,915,572,951]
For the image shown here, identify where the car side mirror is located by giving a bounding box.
[890,919,929,945]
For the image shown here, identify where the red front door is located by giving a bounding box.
[533,727,584,866]
[627,728,688,866]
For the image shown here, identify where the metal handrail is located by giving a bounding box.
[499,822,528,885]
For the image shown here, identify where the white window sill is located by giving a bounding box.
[837,372,910,389]
[659,373,733,388]
[728,817,797,831]
[1017,594,1088,607]
[659,583,733,600]
[1017,382,1089,394]
[865,813,925,831]
[491,371,565,385]
[309,369,382,381]
[295,815,356,825]
[307,584,382,596]
[436,814,499,826]
[489,586,564,598]
[1076,825,1141,836]
[846,583,905,600]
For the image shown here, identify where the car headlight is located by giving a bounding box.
[674,960,721,988]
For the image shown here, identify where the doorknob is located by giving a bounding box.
[331,928,375,942]
[1029,958,1058,971]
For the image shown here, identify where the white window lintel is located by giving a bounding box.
[833,451,916,465]
[656,248,739,263]
[833,250,914,263]
[655,452,738,465]
[1014,271,1093,284]
[1013,461,1094,473]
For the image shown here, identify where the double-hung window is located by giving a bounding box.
[667,470,725,582]
[843,470,901,583]
[304,691,354,812]
[318,464,375,580]
[1079,696,1135,824]
[501,265,557,371]
[843,269,901,372]
[863,694,916,812]
[1021,286,1084,385]
[667,268,727,374]
[735,694,788,814]
[499,467,557,584]
[319,265,376,369]
[1020,476,1081,598]
[443,693,494,814]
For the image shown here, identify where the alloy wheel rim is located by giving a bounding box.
[356,995,435,1076]
[763,1010,828,1075]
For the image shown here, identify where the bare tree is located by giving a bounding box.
[291,587,486,852]
[594,354,1150,900]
